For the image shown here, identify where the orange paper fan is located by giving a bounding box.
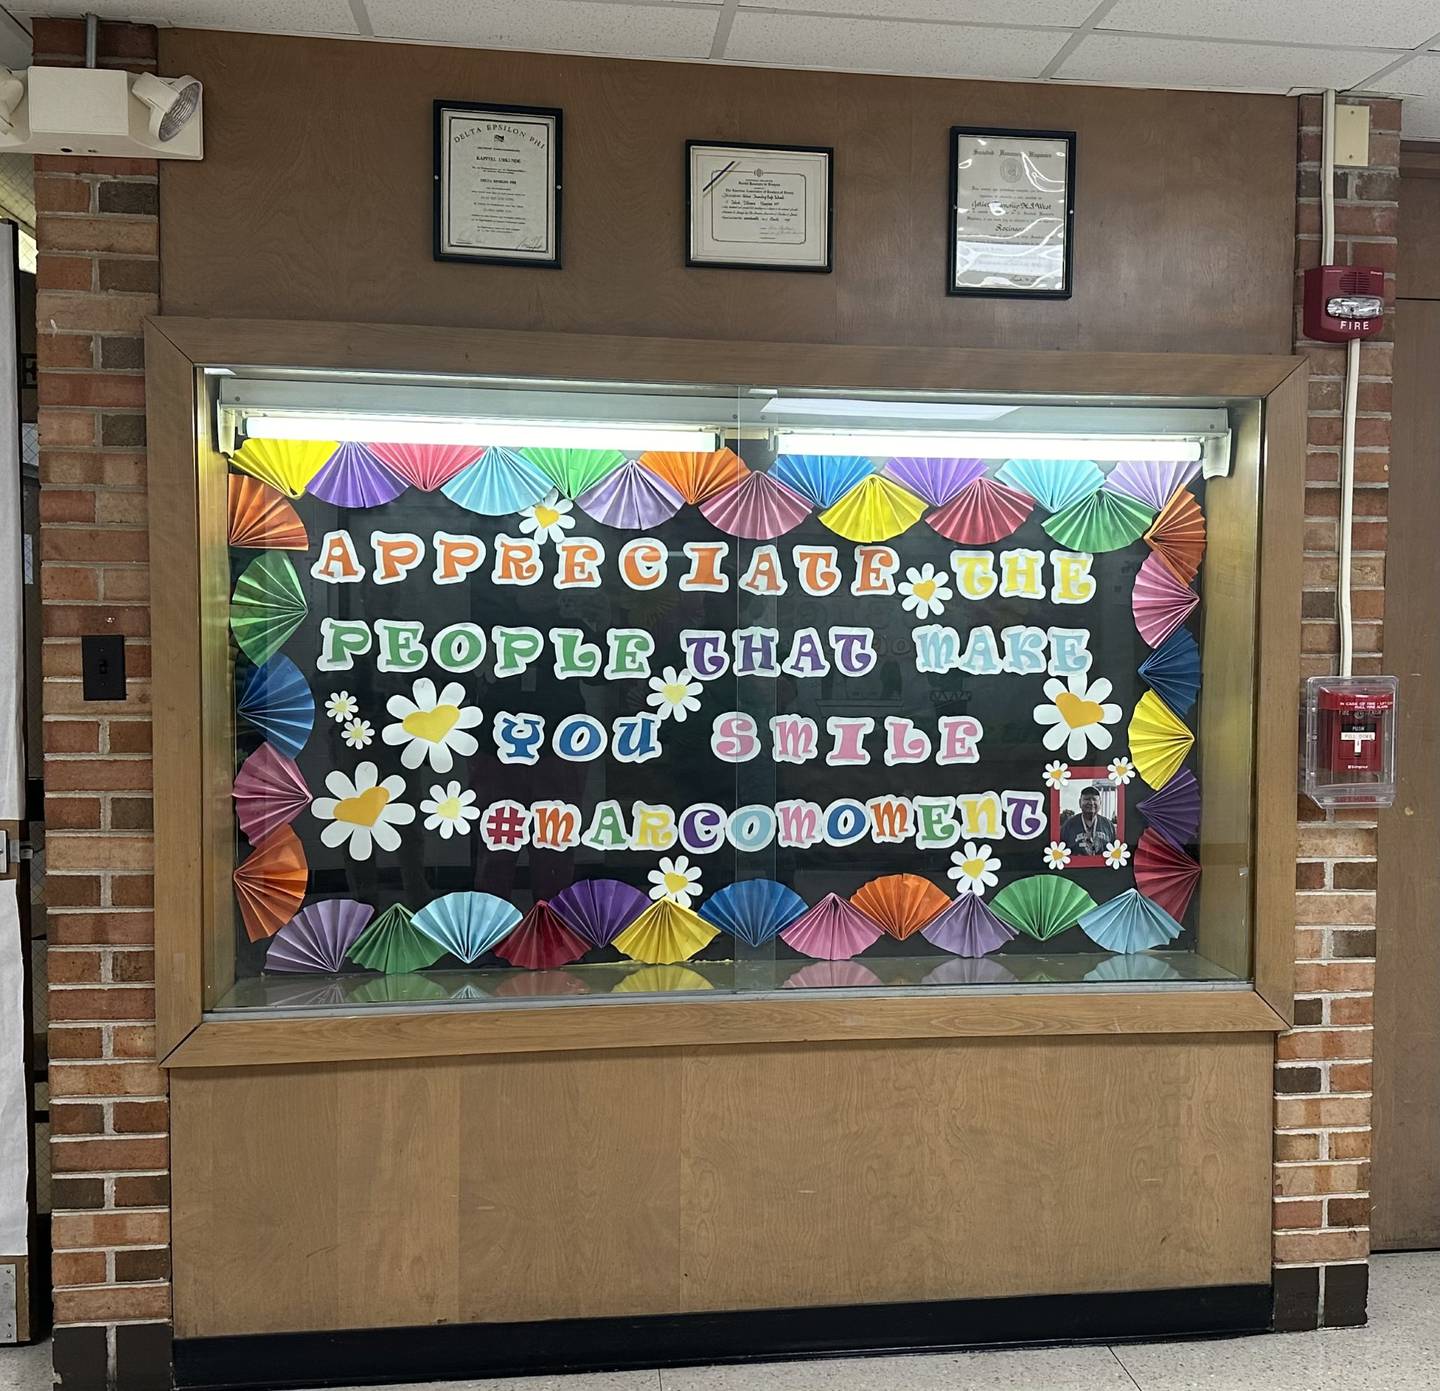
[227,475,308,550]
[850,874,949,940]
[1144,488,1206,584]
[639,448,749,505]
[233,824,307,943]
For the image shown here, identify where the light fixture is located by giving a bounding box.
[130,72,202,143]
[0,70,24,138]
[241,414,722,454]
[772,431,1205,463]
[761,398,1018,421]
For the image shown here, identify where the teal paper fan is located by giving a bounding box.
[1042,488,1155,553]
[769,454,876,509]
[230,552,307,666]
[411,891,522,964]
[997,458,1105,514]
[699,879,808,948]
[1077,888,1184,953]
[440,446,553,515]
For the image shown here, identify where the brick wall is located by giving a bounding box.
[1274,93,1398,1331]
[33,18,171,1391]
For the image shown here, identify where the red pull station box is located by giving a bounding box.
[1302,675,1398,807]
[1303,265,1386,342]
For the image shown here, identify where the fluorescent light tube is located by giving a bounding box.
[761,398,1018,421]
[773,431,1204,462]
[242,414,721,453]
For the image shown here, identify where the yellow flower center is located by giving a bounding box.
[403,704,460,743]
[533,504,561,528]
[962,856,987,878]
[912,578,937,601]
[662,682,689,704]
[435,795,462,819]
[335,785,390,827]
[1055,692,1103,729]
[663,870,689,893]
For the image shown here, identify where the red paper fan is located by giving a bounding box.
[368,442,483,492]
[638,448,748,505]
[850,874,949,940]
[1144,488,1206,584]
[1134,828,1201,921]
[494,901,589,969]
[926,476,1035,544]
[233,824,307,943]
[227,475,308,550]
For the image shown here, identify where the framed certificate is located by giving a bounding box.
[948,126,1074,298]
[434,100,562,268]
[686,140,833,273]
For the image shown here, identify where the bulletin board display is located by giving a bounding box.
[217,388,1228,1010]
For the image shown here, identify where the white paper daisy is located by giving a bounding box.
[341,718,373,750]
[1103,840,1131,870]
[311,761,415,861]
[517,490,576,546]
[947,841,1001,897]
[325,690,357,723]
[1043,841,1072,871]
[898,563,953,620]
[1107,756,1136,785]
[647,854,701,908]
[645,666,702,723]
[382,677,483,774]
[1043,760,1071,790]
[420,781,480,840]
[1032,674,1123,760]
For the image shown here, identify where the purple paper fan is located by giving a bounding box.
[699,472,812,539]
[1103,459,1202,513]
[576,460,683,530]
[550,878,648,949]
[920,894,1017,957]
[265,898,374,973]
[922,956,1019,987]
[306,442,408,507]
[884,457,986,508]
[232,741,310,843]
[1137,767,1201,849]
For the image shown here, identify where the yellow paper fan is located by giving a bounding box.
[612,965,713,994]
[612,899,717,964]
[1128,690,1194,790]
[818,475,927,543]
[230,438,338,499]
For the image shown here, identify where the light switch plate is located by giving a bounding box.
[1335,104,1371,168]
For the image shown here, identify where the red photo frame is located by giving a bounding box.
[1048,767,1125,868]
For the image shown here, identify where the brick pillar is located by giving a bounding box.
[1274,94,1398,1332]
[33,18,171,1391]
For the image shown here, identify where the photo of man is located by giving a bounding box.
[1051,772,1124,865]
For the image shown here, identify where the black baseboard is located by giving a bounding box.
[174,1283,1273,1389]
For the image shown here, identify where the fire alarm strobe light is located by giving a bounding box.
[1302,675,1398,808]
[1303,265,1386,342]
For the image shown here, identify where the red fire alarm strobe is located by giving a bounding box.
[1302,675,1398,808]
[1302,265,1386,342]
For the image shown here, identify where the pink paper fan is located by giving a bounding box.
[1103,459,1202,512]
[926,476,1035,544]
[1132,551,1198,648]
[699,472,813,539]
[779,892,884,960]
[368,442,482,492]
[884,456,986,508]
[783,960,885,989]
[232,742,310,844]
[576,459,683,529]
[265,898,373,973]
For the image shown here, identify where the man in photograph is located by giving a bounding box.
[1060,783,1115,857]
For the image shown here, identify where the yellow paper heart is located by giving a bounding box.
[335,785,389,827]
[1055,692,1103,729]
[533,504,561,529]
[912,579,937,601]
[403,704,460,743]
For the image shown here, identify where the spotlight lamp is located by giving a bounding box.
[130,72,202,143]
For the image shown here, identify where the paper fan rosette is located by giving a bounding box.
[576,458,684,529]
[495,969,588,999]
[769,453,875,509]
[920,894,1017,957]
[1138,768,1201,848]
[233,824,307,943]
[1043,488,1155,553]
[1084,953,1183,983]
[1144,488,1207,584]
[369,442,482,492]
[1077,888,1184,954]
[1138,626,1201,717]
[550,878,647,949]
[699,879,807,948]
[699,471,812,539]
[1103,459,1201,512]
[784,961,884,990]
[613,964,713,994]
[926,476,1034,544]
[922,956,1018,987]
[412,891,522,964]
[346,974,449,1005]
[638,448,747,505]
[235,655,313,759]
[612,899,717,964]
[883,456,985,508]
[520,447,625,499]
[818,475,927,543]
[230,552,307,666]
[850,874,948,941]
[307,441,408,508]
[1131,551,1197,648]
[441,445,553,515]
[265,898,373,974]
[779,893,884,960]
[227,475,307,550]
[232,741,310,844]
[494,902,590,970]
[1128,690,1194,790]
[997,458,1104,513]
[230,437,336,498]
[347,903,445,974]
[990,875,1096,942]
[1134,828,1201,920]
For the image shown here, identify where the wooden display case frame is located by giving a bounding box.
[145,316,1306,1070]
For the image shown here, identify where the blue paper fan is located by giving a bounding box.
[1138,626,1201,717]
[440,446,553,515]
[235,655,314,759]
[997,458,1105,513]
[411,891,521,964]
[769,454,876,509]
[1077,889,1184,953]
[699,879,808,948]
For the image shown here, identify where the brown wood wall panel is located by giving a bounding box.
[158,29,1296,355]
[171,1035,1274,1337]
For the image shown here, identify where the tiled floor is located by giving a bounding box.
[4,1254,1436,1391]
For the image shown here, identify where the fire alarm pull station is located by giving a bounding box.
[1302,265,1386,342]
[1302,675,1398,808]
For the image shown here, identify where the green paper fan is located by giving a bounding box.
[230,552,308,666]
[521,447,626,499]
[990,875,1097,942]
[1042,489,1155,553]
[347,904,445,974]
[343,972,449,1004]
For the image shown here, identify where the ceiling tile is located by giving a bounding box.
[1056,33,1401,92]
[14,0,362,35]
[1102,0,1440,49]
[1377,52,1440,96]
[1402,99,1440,137]
[366,0,720,58]
[737,0,1097,23]
[725,10,1069,78]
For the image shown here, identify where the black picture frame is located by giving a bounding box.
[685,139,834,274]
[947,125,1075,300]
[433,99,564,269]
